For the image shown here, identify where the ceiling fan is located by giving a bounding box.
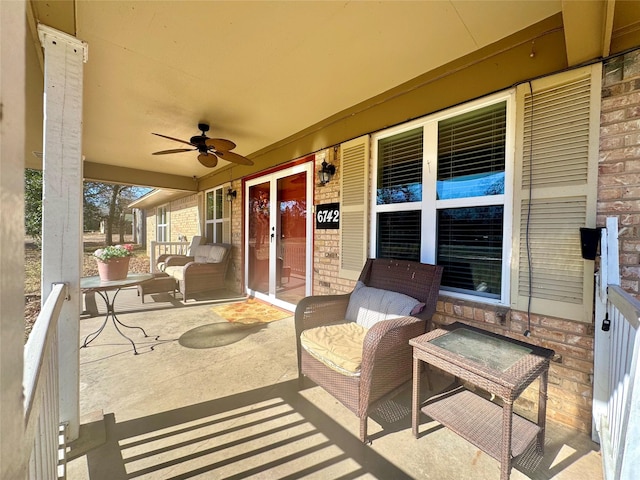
[152,123,253,168]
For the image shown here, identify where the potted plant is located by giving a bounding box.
[94,244,134,281]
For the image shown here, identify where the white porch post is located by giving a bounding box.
[1,1,27,477]
[38,25,88,442]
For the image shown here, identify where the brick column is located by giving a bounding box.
[599,49,640,296]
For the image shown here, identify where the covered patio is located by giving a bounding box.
[67,289,602,479]
[4,1,640,479]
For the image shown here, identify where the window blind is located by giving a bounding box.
[437,206,503,298]
[377,211,421,261]
[437,102,506,200]
[377,128,423,204]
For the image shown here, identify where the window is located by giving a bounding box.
[205,187,225,243]
[157,205,168,242]
[372,94,513,303]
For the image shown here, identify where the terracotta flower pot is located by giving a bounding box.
[96,257,130,281]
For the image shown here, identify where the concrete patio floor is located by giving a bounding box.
[66,287,603,480]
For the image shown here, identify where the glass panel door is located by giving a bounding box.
[247,181,271,295]
[276,171,307,304]
[245,162,312,309]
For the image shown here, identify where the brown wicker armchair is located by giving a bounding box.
[295,258,443,443]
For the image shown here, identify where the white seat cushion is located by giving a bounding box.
[345,281,422,329]
[164,265,184,281]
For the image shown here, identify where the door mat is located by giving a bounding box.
[211,298,292,324]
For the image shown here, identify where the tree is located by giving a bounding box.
[84,182,148,245]
[24,169,43,245]
[25,175,148,246]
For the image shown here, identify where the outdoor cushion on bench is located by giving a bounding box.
[161,243,231,301]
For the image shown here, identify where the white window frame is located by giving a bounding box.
[205,186,225,243]
[370,90,515,305]
[157,205,169,242]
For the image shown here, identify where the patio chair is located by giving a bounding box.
[161,243,232,301]
[295,258,443,443]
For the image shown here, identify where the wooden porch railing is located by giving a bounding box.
[149,241,189,273]
[593,217,640,480]
[23,282,68,480]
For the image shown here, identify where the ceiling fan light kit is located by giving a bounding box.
[152,123,253,168]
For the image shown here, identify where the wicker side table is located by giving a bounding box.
[410,323,554,480]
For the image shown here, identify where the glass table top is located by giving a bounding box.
[429,328,532,372]
[80,273,154,291]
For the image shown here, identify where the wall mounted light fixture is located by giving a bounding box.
[226,188,237,201]
[318,159,336,185]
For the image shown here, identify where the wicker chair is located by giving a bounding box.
[295,258,443,443]
[161,243,232,301]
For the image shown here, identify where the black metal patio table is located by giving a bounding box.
[80,273,156,355]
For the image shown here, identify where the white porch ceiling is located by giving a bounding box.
[26,1,636,184]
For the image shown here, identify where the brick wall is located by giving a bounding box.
[168,194,200,242]
[599,49,640,295]
[145,212,156,253]
[313,149,357,296]
[229,179,243,293]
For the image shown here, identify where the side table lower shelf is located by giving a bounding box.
[421,386,541,462]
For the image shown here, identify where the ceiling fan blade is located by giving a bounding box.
[205,138,236,151]
[216,150,254,166]
[198,153,218,168]
[152,148,195,155]
[152,132,195,147]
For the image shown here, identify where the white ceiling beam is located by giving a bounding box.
[562,0,615,65]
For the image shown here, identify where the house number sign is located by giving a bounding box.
[316,203,340,229]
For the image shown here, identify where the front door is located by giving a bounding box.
[245,162,313,310]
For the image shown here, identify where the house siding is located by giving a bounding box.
[599,49,640,295]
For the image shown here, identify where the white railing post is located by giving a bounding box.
[593,225,610,443]
[594,217,640,479]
